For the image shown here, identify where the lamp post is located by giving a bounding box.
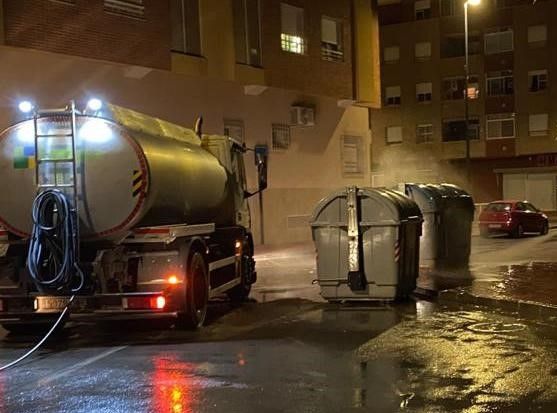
[464,0,480,184]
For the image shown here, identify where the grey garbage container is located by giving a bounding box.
[310,186,423,302]
[403,183,475,270]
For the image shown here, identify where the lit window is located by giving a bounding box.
[528,25,547,47]
[386,126,403,144]
[321,17,343,62]
[385,86,401,106]
[384,46,400,63]
[415,42,431,61]
[443,76,479,100]
[416,124,433,144]
[416,82,432,102]
[486,114,515,139]
[528,70,548,92]
[272,124,291,150]
[529,114,548,136]
[484,28,513,55]
[281,3,305,54]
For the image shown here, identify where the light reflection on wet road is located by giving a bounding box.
[1,234,557,412]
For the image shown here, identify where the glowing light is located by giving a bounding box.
[18,101,33,114]
[156,296,166,309]
[87,98,103,111]
[168,275,179,285]
[16,121,35,143]
[235,241,242,249]
[467,0,481,5]
[79,118,113,143]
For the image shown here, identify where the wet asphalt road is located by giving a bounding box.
[2,232,557,412]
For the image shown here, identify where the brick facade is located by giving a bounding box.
[2,0,171,69]
[260,0,354,100]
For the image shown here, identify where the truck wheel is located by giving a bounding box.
[176,252,208,329]
[227,238,255,302]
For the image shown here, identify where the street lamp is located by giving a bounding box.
[464,0,481,185]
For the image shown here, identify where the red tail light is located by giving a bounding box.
[124,296,166,310]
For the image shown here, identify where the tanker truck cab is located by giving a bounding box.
[0,100,267,333]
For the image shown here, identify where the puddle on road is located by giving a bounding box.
[473,262,557,306]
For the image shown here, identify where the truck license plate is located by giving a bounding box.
[37,296,71,311]
[489,224,502,229]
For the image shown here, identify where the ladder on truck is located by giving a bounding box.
[32,101,81,244]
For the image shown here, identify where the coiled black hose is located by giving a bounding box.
[27,189,84,293]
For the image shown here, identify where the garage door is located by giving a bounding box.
[503,173,556,211]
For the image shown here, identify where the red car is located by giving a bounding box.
[479,201,549,238]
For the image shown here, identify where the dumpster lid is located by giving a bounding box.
[402,183,474,213]
[310,187,422,227]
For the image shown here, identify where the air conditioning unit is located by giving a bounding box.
[290,106,315,127]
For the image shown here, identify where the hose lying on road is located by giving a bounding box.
[0,296,74,372]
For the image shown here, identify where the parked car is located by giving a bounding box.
[478,201,549,238]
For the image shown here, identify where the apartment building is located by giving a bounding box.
[0,0,380,244]
[372,0,557,211]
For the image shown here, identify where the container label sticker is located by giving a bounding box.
[13,146,36,169]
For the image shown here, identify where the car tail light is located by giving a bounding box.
[124,296,166,310]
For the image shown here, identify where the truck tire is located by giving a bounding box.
[176,252,208,329]
[227,238,255,302]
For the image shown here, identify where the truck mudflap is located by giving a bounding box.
[0,292,180,323]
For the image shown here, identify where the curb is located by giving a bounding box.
[439,288,557,322]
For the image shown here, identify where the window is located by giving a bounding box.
[281,3,305,54]
[416,82,432,102]
[414,0,431,20]
[272,124,290,150]
[528,25,547,47]
[224,119,245,143]
[487,70,513,96]
[484,29,513,55]
[171,0,201,55]
[442,118,480,142]
[529,114,548,136]
[232,0,262,66]
[528,70,548,92]
[442,76,479,100]
[442,33,480,58]
[440,0,455,16]
[104,0,144,19]
[486,114,515,139]
[384,46,400,63]
[341,136,363,175]
[415,42,431,61]
[385,86,401,106]
[386,126,403,144]
[321,17,343,62]
[417,124,433,143]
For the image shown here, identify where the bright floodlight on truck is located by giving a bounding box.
[87,98,103,112]
[18,101,33,114]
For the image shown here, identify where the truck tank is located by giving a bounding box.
[0,105,235,240]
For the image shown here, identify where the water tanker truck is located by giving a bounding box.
[0,100,267,333]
